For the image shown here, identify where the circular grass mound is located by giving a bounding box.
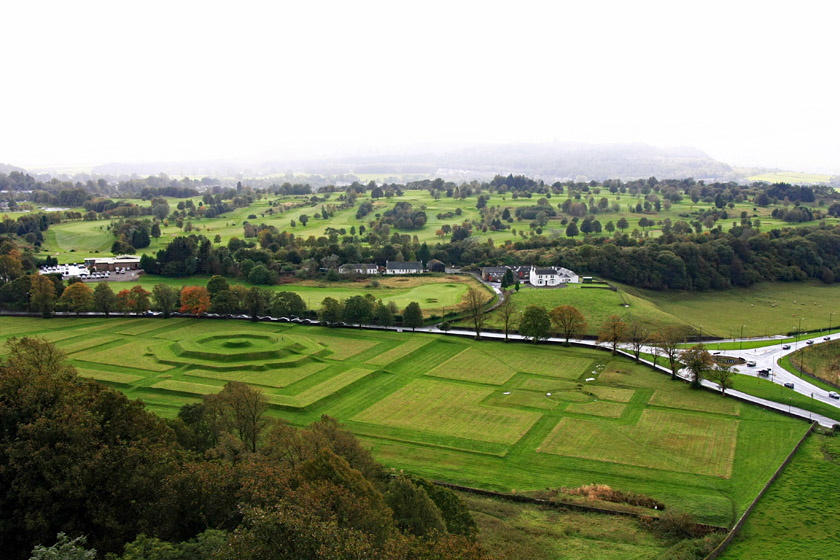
[154,332,329,370]
[221,339,254,349]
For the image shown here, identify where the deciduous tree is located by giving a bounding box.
[598,315,627,355]
[180,286,211,317]
[682,344,713,389]
[403,302,423,331]
[707,362,735,395]
[498,294,518,342]
[549,305,586,344]
[464,287,487,340]
[93,283,116,316]
[59,282,93,315]
[519,305,551,343]
[152,283,179,318]
[30,275,57,317]
[650,325,688,380]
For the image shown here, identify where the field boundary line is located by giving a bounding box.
[702,422,816,560]
[434,481,726,535]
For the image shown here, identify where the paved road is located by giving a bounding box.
[5,309,838,427]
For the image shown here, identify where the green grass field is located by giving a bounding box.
[746,171,831,184]
[0,316,812,527]
[719,432,840,559]
[465,281,840,339]
[85,273,486,317]
[35,184,840,266]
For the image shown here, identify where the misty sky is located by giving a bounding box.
[2,1,838,173]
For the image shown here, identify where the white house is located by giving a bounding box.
[529,266,580,286]
[385,261,423,275]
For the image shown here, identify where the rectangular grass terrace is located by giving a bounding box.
[0,316,814,527]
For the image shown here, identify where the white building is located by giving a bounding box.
[529,266,580,286]
[385,261,423,275]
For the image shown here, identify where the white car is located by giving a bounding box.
[829,392,840,400]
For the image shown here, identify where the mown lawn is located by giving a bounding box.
[0,316,811,528]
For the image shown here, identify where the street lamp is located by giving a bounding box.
[739,324,745,350]
[796,317,803,349]
[830,312,834,335]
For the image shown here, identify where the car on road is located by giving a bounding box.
[829,391,840,400]
[758,369,770,377]
[806,340,814,345]
[784,382,795,389]
[782,345,791,350]
[747,361,756,367]
[824,336,831,341]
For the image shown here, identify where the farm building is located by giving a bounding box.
[338,263,378,275]
[84,255,142,272]
[385,261,423,275]
[426,259,446,273]
[482,265,579,286]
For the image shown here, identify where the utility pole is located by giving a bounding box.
[740,324,745,350]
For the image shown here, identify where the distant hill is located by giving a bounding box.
[4,143,791,184]
[261,142,744,183]
[0,163,26,174]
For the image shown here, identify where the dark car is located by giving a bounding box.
[806,340,814,345]
[824,336,831,341]
[784,382,795,389]
[782,345,791,350]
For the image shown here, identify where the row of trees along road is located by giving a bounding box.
[494,293,735,395]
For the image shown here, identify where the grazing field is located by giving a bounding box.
[719,433,840,559]
[623,281,840,338]
[0,316,812,527]
[473,281,840,339]
[746,171,832,184]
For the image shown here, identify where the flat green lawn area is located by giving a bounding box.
[0,316,812,527]
[719,432,840,559]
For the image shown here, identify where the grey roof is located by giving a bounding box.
[386,261,423,270]
[339,263,377,270]
[481,266,509,274]
[534,267,556,275]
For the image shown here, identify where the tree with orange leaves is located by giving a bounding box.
[180,286,210,317]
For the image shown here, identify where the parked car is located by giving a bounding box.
[783,382,795,389]
[782,345,791,350]
[828,392,840,400]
